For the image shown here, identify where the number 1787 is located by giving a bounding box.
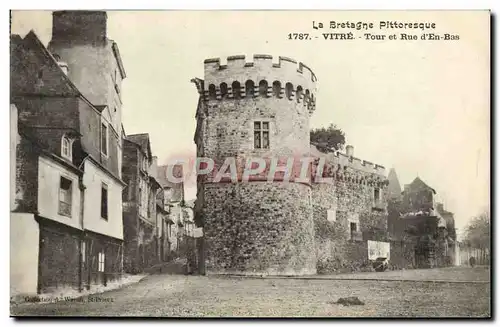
[288,33,310,40]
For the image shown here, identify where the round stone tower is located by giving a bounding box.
[195,54,318,276]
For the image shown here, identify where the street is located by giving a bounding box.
[11,267,490,317]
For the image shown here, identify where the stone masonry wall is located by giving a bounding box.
[312,166,389,273]
[336,179,388,234]
[203,182,316,275]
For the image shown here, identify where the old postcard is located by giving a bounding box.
[9,10,490,318]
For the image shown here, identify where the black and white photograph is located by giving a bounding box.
[8,9,491,318]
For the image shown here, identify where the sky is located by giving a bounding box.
[11,10,490,233]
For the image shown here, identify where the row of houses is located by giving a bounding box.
[386,170,459,268]
[10,11,194,296]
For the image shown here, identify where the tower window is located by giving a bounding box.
[285,83,294,100]
[272,81,282,98]
[374,188,381,204]
[220,83,228,98]
[304,89,311,105]
[296,86,304,103]
[232,81,241,99]
[245,80,255,97]
[350,222,358,240]
[208,84,217,99]
[254,121,269,149]
[259,80,268,97]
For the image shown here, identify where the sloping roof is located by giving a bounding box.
[11,30,80,97]
[409,177,436,194]
[12,30,126,185]
[387,168,402,198]
[126,133,152,158]
[10,34,23,48]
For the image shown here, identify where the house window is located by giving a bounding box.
[101,123,108,156]
[113,69,120,96]
[327,209,336,222]
[61,135,72,160]
[138,187,142,207]
[81,240,86,263]
[147,188,152,218]
[254,121,270,149]
[58,176,72,217]
[98,251,105,272]
[101,183,108,220]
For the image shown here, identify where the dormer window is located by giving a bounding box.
[61,135,72,160]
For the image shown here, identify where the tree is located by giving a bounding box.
[464,210,490,250]
[310,124,346,152]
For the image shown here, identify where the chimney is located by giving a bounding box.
[436,203,444,213]
[51,11,107,45]
[346,145,354,157]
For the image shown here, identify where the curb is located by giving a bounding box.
[214,274,490,284]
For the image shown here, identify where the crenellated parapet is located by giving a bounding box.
[334,152,387,177]
[202,54,317,114]
[311,143,388,187]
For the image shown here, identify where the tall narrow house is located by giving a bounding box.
[122,133,162,273]
[10,11,127,296]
